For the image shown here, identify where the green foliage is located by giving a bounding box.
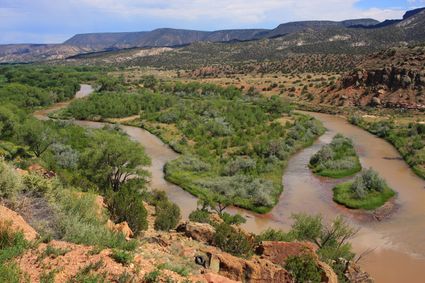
[288,214,356,281]
[111,250,134,265]
[18,118,56,157]
[144,269,161,283]
[221,212,246,226]
[154,200,181,231]
[67,260,106,283]
[213,223,253,257]
[0,159,22,199]
[53,189,137,251]
[310,134,361,178]
[63,80,324,213]
[256,228,293,242]
[108,185,148,235]
[333,169,396,210]
[0,263,26,283]
[158,262,190,277]
[188,209,211,224]
[284,254,322,283]
[0,221,29,264]
[349,117,425,180]
[80,129,150,192]
[38,245,69,261]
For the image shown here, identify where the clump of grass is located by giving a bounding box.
[110,250,134,265]
[67,260,106,283]
[54,189,138,251]
[143,269,161,283]
[38,245,70,262]
[0,221,29,264]
[158,262,190,277]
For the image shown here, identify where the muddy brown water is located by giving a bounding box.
[35,85,425,282]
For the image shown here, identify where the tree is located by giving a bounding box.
[154,200,181,231]
[108,185,148,235]
[18,119,55,157]
[81,129,150,192]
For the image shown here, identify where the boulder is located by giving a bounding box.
[200,248,293,283]
[203,272,239,283]
[177,221,216,244]
[0,205,38,241]
[255,241,318,266]
[107,220,134,239]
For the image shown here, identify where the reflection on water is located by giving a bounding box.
[36,86,425,283]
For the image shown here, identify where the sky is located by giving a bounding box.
[0,0,424,44]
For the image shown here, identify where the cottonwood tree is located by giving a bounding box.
[81,129,150,192]
[19,119,55,157]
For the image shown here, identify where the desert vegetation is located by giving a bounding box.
[349,115,425,179]
[333,168,396,210]
[61,80,325,212]
[309,134,361,178]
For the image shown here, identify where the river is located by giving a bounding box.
[35,85,425,283]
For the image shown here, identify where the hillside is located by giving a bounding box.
[315,45,425,109]
[0,7,424,64]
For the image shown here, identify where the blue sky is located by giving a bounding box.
[0,0,424,44]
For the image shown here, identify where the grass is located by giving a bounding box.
[37,245,70,262]
[67,260,106,283]
[333,182,396,210]
[110,250,134,265]
[312,159,362,179]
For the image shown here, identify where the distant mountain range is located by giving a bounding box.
[0,7,424,63]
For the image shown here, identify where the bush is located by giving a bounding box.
[221,212,246,225]
[154,201,181,231]
[108,186,148,236]
[111,250,134,265]
[256,228,293,242]
[284,254,322,283]
[213,223,253,257]
[0,221,28,264]
[0,159,22,199]
[188,209,211,224]
[54,190,137,251]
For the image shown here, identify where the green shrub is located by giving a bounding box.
[0,263,25,283]
[67,260,106,283]
[154,201,181,231]
[108,186,148,236]
[111,250,134,265]
[0,221,28,264]
[54,190,137,251]
[284,254,322,283]
[0,159,22,199]
[221,212,246,226]
[309,134,361,178]
[144,269,161,283]
[158,262,190,277]
[213,223,253,257]
[256,228,293,242]
[188,209,211,224]
[333,169,395,210]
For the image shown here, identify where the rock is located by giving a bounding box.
[28,164,56,179]
[318,261,339,283]
[209,213,224,224]
[202,248,293,283]
[177,221,216,244]
[203,272,239,283]
[255,241,318,266]
[256,241,339,283]
[372,97,382,106]
[0,205,38,241]
[107,220,134,239]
